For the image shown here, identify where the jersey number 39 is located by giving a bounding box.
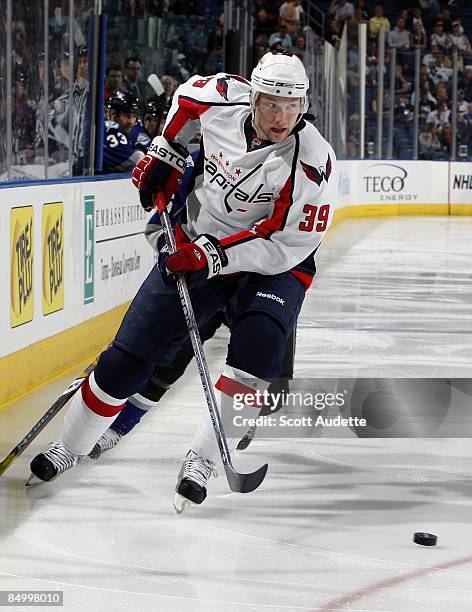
[299,204,330,232]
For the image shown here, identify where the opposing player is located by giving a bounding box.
[30,52,337,512]
[102,92,145,172]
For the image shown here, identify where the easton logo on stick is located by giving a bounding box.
[300,155,332,186]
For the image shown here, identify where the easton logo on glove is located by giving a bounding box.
[131,136,189,211]
[165,234,228,279]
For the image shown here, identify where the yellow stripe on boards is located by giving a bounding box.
[0,303,130,409]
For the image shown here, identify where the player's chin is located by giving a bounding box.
[269,127,289,141]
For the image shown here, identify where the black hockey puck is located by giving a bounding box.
[413,532,437,546]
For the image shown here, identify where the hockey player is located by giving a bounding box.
[90,149,294,458]
[102,92,145,173]
[30,52,337,512]
[142,100,163,140]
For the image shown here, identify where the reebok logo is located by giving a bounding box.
[256,292,285,306]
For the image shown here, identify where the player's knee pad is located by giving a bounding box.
[94,345,155,399]
[226,313,286,380]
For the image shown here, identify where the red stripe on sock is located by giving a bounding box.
[215,375,265,408]
[81,379,124,417]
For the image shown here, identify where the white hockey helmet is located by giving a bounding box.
[250,52,309,115]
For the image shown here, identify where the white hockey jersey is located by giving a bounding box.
[162,73,338,289]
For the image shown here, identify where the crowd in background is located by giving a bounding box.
[2,0,471,178]
[328,0,472,159]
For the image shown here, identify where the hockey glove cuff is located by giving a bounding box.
[131,136,189,211]
[159,234,228,281]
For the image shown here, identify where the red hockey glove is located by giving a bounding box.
[131,136,189,211]
[159,234,228,281]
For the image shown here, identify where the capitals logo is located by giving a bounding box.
[216,74,251,101]
[300,155,332,186]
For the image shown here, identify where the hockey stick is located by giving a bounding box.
[147,73,164,97]
[157,193,268,494]
[0,352,102,477]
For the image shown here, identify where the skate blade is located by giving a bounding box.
[25,473,45,487]
[173,492,195,515]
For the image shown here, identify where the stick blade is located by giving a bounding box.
[224,462,268,494]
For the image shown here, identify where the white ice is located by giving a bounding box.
[1,216,472,612]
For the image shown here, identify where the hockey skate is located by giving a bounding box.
[173,450,217,514]
[88,428,122,459]
[27,442,79,485]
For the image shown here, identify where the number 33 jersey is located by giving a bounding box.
[162,73,338,289]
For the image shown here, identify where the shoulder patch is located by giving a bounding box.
[216,74,251,100]
[300,155,332,186]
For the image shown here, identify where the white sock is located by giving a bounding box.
[189,365,270,463]
[61,372,127,455]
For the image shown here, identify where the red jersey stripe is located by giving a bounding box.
[164,96,211,141]
[220,230,256,249]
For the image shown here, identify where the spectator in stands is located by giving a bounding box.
[395,64,412,94]
[439,122,453,154]
[187,21,209,72]
[408,7,426,35]
[12,70,36,165]
[434,82,449,106]
[122,57,148,103]
[437,7,453,33]
[279,0,305,35]
[254,33,269,49]
[418,0,440,30]
[328,0,354,26]
[388,17,410,52]
[151,75,177,116]
[345,140,358,159]
[456,112,470,147]
[430,21,450,53]
[105,65,124,101]
[292,35,306,61]
[354,0,369,22]
[372,87,391,118]
[268,24,293,51]
[423,45,441,70]
[347,113,360,146]
[419,120,441,159]
[459,66,472,101]
[175,53,190,83]
[449,21,471,56]
[419,64,434,91]
[430,53,453,86]
[426,100,451,128]
[416,86,437,121]
[410,21,427,49]
[456,89,469,115]
[326,19,342,49]
[369,5,390,40]
[395,92,414,124]
[206,46,224,73]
